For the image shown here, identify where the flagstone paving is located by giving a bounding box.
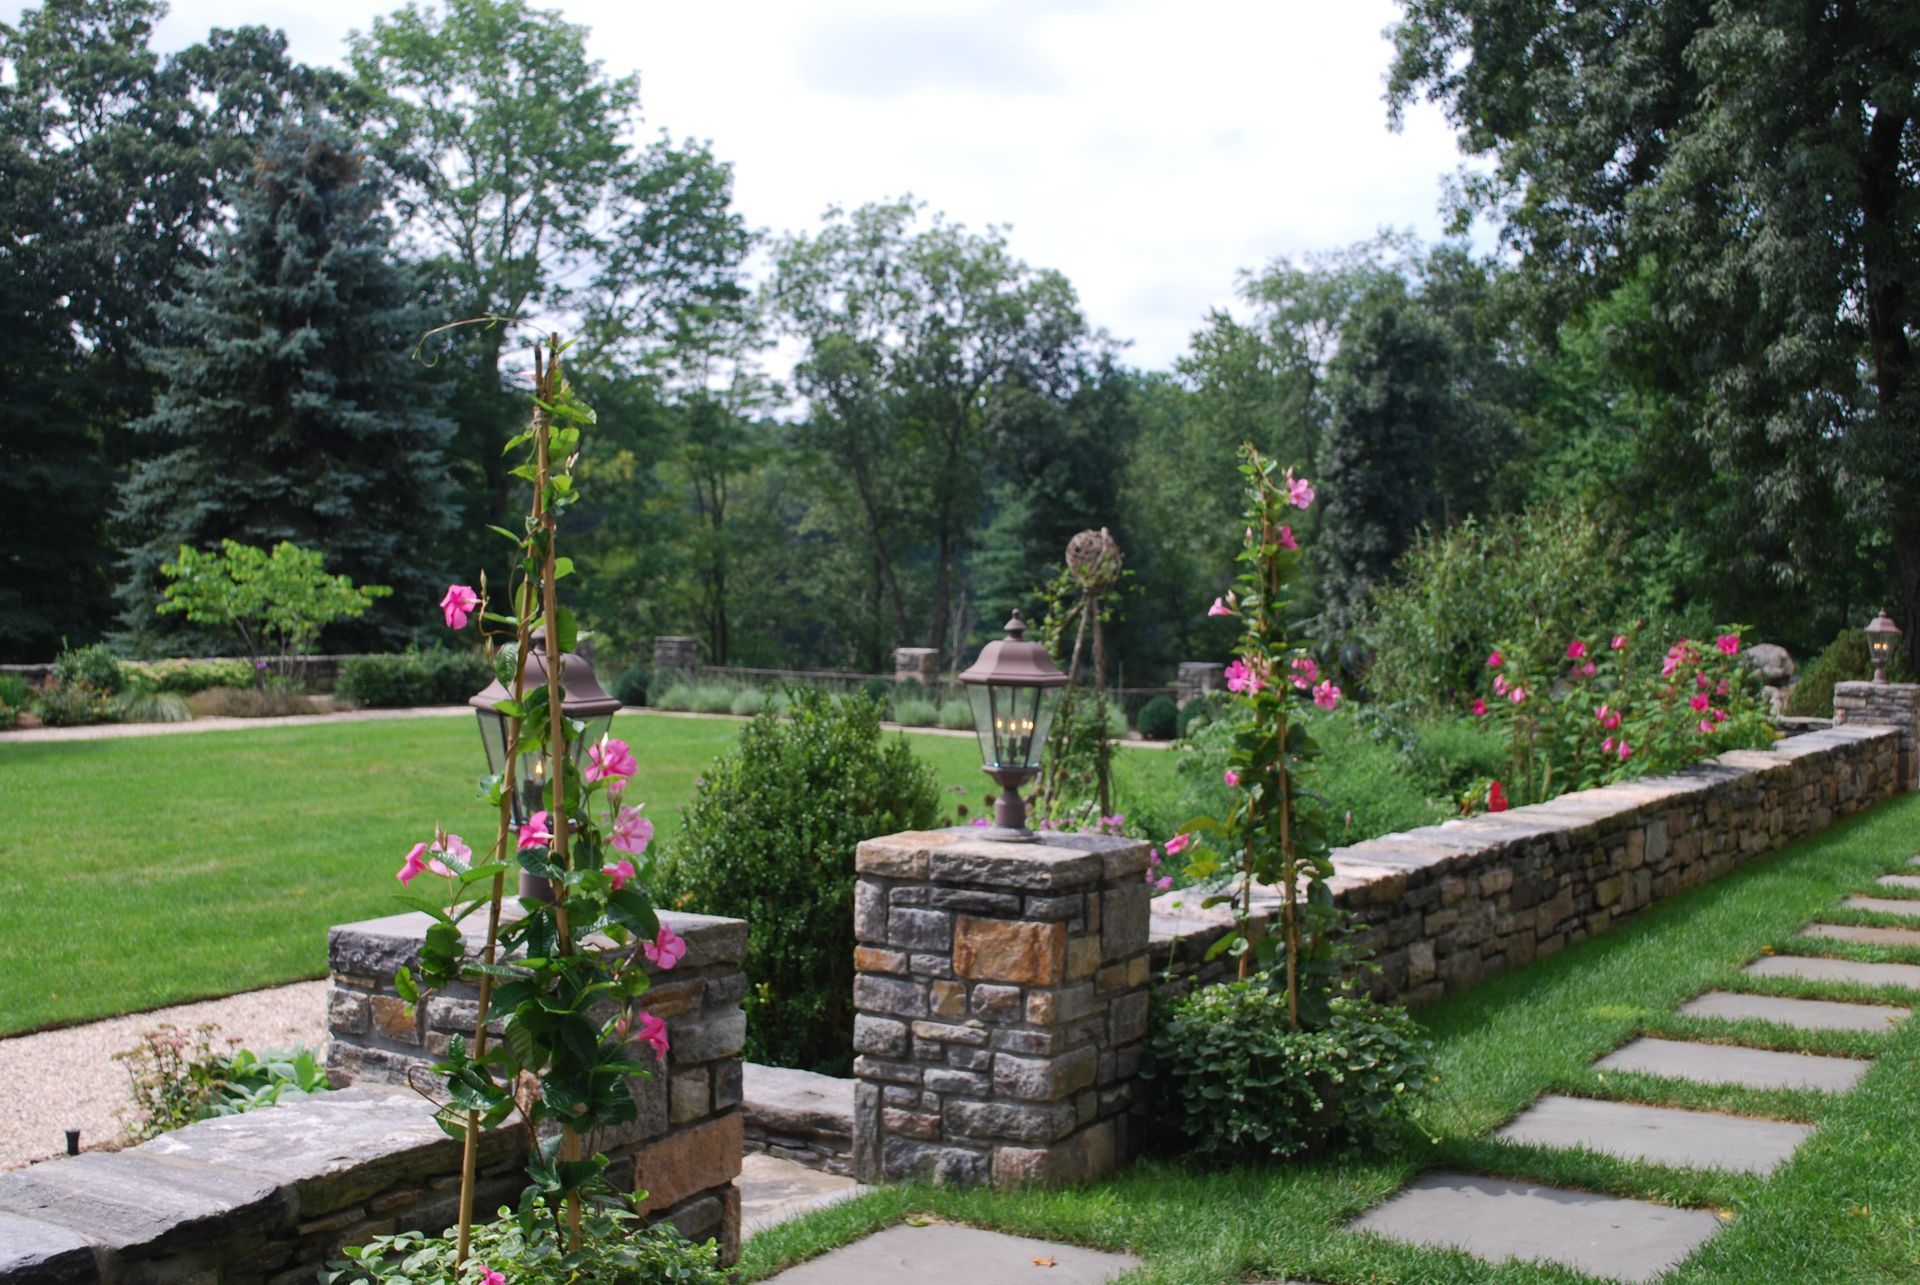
[1595,1036,1870,1092]
[1873,873,1920,891]
[764,1222,1140,1283]
[1839,895,1920,918]
[1744,953,1920,990]
[1493,1095,1811,1175]
[1677,990,1910,1030]
[739,1153,865,1236]
[1348,1172,1726,1283]
[1802,922,1920,947]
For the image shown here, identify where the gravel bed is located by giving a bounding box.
[0,980,328,1170]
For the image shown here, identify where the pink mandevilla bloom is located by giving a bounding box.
[1715,633,1740,656]
[428,834,470,877]
[396,842,431,885]
[479,1268,506,1285]
[634,1010,669,1061]
[1290,656,1319,689]
[1224,658,1263,695]
[643,923,687,969]
[610,805,654,855]
[439,584,478,631]
[1566,639,1587,660]
[1223,769,1240,787]
[1313,680,1342,710]
[585,736,638,785]
[1611,634,1628,650]
[1278,525,1298,551]
[603,858,636,892]
[1287,475,1315,509]
[1163,833,1191,856]
[1208,596,1233,617]
[1471,698,1487,716]
[517,811,554,850]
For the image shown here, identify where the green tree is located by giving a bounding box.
[157,540,392,684]
[116,121,454,646]
[1389,0,1920,667]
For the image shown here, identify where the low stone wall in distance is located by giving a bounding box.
[1151,725,1903,1000]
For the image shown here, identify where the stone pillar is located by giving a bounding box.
[894,647,940,686]
[1834,681,1920,789]
[1177,662,1224,708]
[326,907,749,1263]
[851,828,1152,1187]
[653,635,701,674]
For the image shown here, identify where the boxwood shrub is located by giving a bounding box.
[1136,694,1178,740]
[336,649,490,707]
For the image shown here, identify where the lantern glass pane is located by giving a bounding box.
[968,683,998,765]
[474,709,509,778]
[516,744,553,828]
[1870,636,1892,663]
[990,684,1043,767]
[1026,686,1061,770]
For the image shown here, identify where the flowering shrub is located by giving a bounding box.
[114,1024,329,1142]
[1467,625,1775,809]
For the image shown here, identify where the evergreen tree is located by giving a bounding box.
[116,121,454,647]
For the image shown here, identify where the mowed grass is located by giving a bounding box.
[0,711,1178,1036]
[742,792,1920,1284]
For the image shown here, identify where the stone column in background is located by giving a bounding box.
[1834,681,1920,789]
[652,635,701,676]
[1176,662,1224,708]
[851,828,1153,1187]
[893,647,940,686]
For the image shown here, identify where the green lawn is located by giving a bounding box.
[744,793,1920,1284]
[0,711,1176,1036]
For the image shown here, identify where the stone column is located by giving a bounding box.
[893,647,940,686]
[1834,681,1920,789]
[653,635,701,675]
[1176,662,1224,708]
[851,828,1152,1187]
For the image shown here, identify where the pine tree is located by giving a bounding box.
[116,120,454,647]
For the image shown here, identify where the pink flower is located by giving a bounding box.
[1287,475,1315,509]
[603,858,636,891]
[396,842,431,885]
[585,736,637,785]
[426,834,470,877]
[1617,740,1633,761]
[1578,661,1597,678]
[1208,596,1233,617]
[439,584,478,631]
[610,805,654,855]
[517,811,554,850]
[1712,706,1728,723]
[1278,525,1298,551]
[1611,634,1628,650]
[1601,737,1615,754]
[479,1268,506,1285]
[1566,639,1587,660]
[1487,780,1509,813]
[1493,674,1510,696]
[1153,875,1173,891]
[1508,686,1527,704]
[1716,679,1730,696]
[642,923,686,969]
[970,816,990,827]
[1715,633,1739,656]
[1471,698,1487,716]
[1697,672,1711,689]
[1487,650,1503,668]
[1223,769,1240,787]
[1163,833,1191,856]
[1290,656,1319,690]
[1224,657,1263,695]
[1690,692,1709,712]
[1313,680,1341,710]
[633,1010,669,1061]
[1698,719,1714,734]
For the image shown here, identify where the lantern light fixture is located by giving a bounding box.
[1865,609,1902,684]
[957,610,1068,840]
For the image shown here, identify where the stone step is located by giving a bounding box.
[742,1062,854,1175]
[1841,896,1920,919]
[1875,874,1920,891]
[1679,990,1910,1031]
[1595,1036,1870,1092]
[739,1153,865,1237]
[1347,1171,1723,1284]
[1745,954,1920,991]
[1803,922,1920,948]
[1494,1095,1810,1174]
[764,1222,1139,1283]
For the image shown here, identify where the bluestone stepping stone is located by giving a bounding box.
[1746,954,1920,991]
[1596,1036,1869,1092]
[1680,990,1909,1031]
[765,1222,1140,1283]
[1804,922,1920,948]
[1842,896,1920,919]
[1876,874,1920,891]
[1348,1171,1722,1283]
[1494,1095,1810,1174]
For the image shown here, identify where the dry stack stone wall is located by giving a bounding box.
[1834,681,1920,789]
[851,829,1153,1187]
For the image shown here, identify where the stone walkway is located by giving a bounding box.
[1351,849,1920,1282]
[765,1222,1139,1283]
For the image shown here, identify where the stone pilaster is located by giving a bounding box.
[1176,662,1224,708]
[652,635,701,675]
[851,828,1152,1188]
[893,647,941,686]
[1834,681,1920,789]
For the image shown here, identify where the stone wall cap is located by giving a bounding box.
[331,907,746,971]
[0,1147,285,1255]
[1332,835,1479,871]
[0,1211,98,1282]
[858,828,1108,889]
[742,1062,854,1138]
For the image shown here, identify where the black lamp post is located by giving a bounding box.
[958,611,1068,840]
[1866,609,1902,684]
[469,631,621,897]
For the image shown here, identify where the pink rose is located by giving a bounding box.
[1487,650,1503,668]
[610,805,654,855]
[1223,769,1240,787]
[1509,686,1527,704]
[1611,634,1628,650]
[585,736,637,785]
[1287,475,1315,509]
[439,584,478,631]
[1715,633,1739,656]
[1493,674,1510,696]
[603,858,636,891]
[1313,679,1342,710]
[517,811,554,850]
[396,842,431,885]
[1698,719,1714,734]
[1690,692,1709,712]
[1712,706,1728,723]
[1278,525,1298,551]
[1579,661,1597,677]
[1163,833,1191,856]
[1471,698,1487,716]
[1601,737,1615,753]
[1566,639,1587,660]
[643,923,686,969]
[1617,740,1633,761]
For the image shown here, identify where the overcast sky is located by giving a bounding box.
[18,0,1478,370]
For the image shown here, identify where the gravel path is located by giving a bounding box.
[0,981,328,1170]
[0,705,471,745]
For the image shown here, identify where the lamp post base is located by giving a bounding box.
[979,766,1039,840]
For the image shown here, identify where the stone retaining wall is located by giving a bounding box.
[1834,681,1920,789]
[1151,725,1903,1000]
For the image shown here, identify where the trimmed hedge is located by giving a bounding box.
[336,650,490,708]
[1136,694,1178,740]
